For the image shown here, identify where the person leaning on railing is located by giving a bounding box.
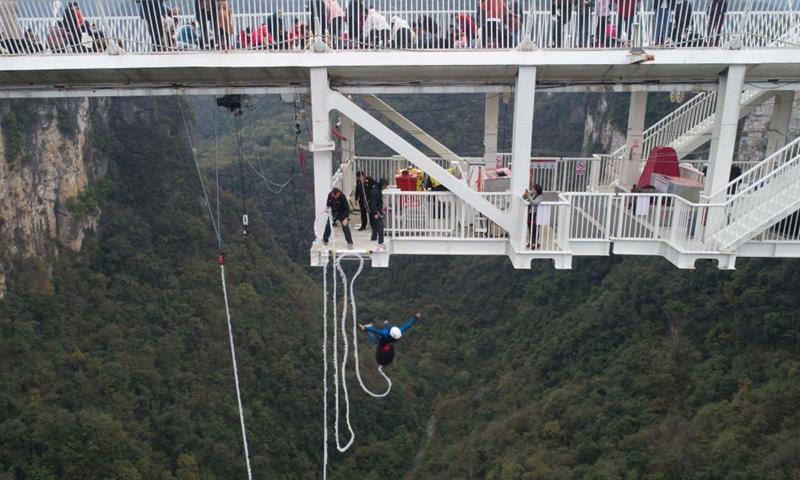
[614,0,641,45]
[135,0,168,51]
[550,0,572,48]
[706,0,727,47]
[217,0,233,49]
[479,0,510,48]
[576,0,595,48]
[363,6,391,48]
[652,0,674,46]
[194,0,217,49]
[346,0,365,46]
[594,0,612,47]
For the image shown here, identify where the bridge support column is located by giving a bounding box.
[483,92,500,171]
[510,66,537,250]
[705,65,746,197]
[766,91,794,157]
[621,91,648,189]
[310,68,334,223]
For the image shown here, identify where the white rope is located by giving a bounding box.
[331,249,355,453]
[321,226,391,478]
[322,256,329,480]
[337,252,392,398]
[220,265,253,480]
[181,98,253,479]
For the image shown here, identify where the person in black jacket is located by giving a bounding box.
[322,187,353,249]
[355,171,376,231]
[369,178,389,250]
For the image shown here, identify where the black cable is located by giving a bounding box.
[235,114,250,241]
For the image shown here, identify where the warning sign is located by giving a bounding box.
[576,160,587,175]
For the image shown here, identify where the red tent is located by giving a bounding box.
[637,146,680,187]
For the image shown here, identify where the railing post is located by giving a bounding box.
[589,155,602,192]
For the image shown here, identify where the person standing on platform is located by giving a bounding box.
[370,178,389,251]
[322,187,353,249]
[355,171,376,231]
[522,184,544,249]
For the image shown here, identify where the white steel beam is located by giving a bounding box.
[510,67,538,249]
[310,68,334,223]
[766,91,795,157]
[483,92,501,168]
[327,92,512,232]
[621,91,648,188]
[705,65,747,197]
[357,94,461,163]
[339,113,356,197]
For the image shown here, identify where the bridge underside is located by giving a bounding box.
[3,50,800,97]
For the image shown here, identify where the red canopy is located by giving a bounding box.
[638,146,680,187]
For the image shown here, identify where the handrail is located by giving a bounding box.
[2,0,800,56]
[704,135,800,201]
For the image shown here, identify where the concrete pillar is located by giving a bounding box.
[510,66,537,249]
[621,91,648,189]
[483,92,500,169]
[705,65,746,197]
[765,91,794,157]
[310,68,334,219]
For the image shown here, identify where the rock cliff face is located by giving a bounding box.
[583,95,626,153]
[0,99,108,298]
[738,91,800,164]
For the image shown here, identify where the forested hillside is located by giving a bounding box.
[1,92,799,480]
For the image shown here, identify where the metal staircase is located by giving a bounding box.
[705,136,800,252]
[610,89,775,161]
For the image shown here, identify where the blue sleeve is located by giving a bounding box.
[399,316,418,333]
[365,325,390,340]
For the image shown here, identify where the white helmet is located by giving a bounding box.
[389,327,402,340]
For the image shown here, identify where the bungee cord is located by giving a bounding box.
[320,213,393,478]
[178,98,253,480]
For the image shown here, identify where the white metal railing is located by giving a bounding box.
[707,135,800,203]
[353,156,450,189]
[562,192,614,241]
[705,139,800,249]
[384,190,511,240]
[2,0,799,56]
[525,196,570,251]
[614,192,722,251]
[596,152,625,189]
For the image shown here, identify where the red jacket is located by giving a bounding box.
[617,0,641,18]
[251,25,272,46]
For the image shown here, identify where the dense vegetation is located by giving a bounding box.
[1,93,798,480]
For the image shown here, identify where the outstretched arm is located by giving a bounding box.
[399,312,421,333]
[363,324,390,339]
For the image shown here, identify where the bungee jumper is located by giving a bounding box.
[358,312,421,366]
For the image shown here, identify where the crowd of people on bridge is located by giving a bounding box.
[0,0,733,55]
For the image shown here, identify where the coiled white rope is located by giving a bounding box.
[336,252,392,398]
[321,218,392,479]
